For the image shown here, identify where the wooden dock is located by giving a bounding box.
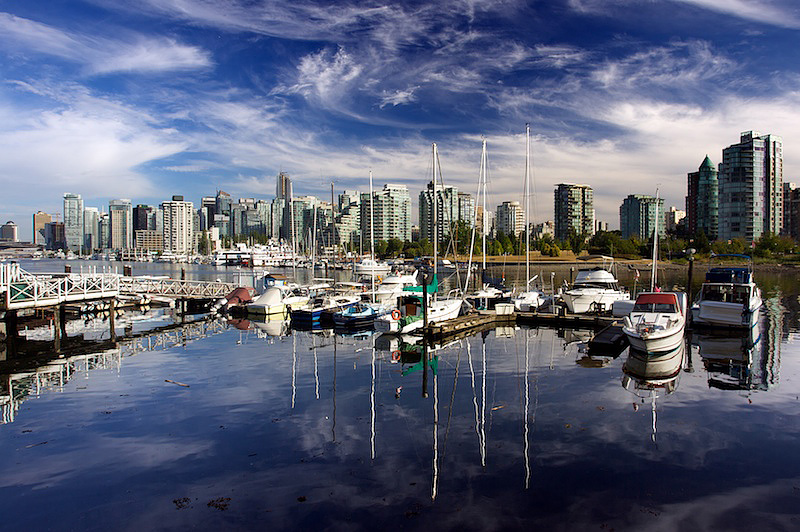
[516,311,617,328]
[423,311,515,340]
[587,323,629,355]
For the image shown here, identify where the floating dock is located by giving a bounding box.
[587,323,629,355]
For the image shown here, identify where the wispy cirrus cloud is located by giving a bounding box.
[0,12,212,75]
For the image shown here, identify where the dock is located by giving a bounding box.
[587,323,629,355]
[423,311,515,340]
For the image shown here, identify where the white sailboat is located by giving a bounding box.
[623,191,686,354]
[512,124,546,311]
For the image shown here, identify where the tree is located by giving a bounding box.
[386,238,404,257]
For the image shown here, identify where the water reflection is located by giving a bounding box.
[622,342,685,443]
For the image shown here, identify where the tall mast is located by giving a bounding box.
[369,170,376,303]
[311,201,317,268]
[331,182,336,260]
[525,124,531,291]
[432,143,438,296]
[481,139,487,272]
[651,189,660,292]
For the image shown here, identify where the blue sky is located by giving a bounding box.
[2,0,800,240]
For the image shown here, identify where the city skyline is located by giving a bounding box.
[2,2,800,240]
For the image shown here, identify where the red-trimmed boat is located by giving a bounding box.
[622,292,687,354]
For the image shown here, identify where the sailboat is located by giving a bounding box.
[375,143,461,333]
[512,124,546,312]
[623,192,687,354]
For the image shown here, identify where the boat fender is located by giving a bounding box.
[391,350,401,362]
[391,309,401,320]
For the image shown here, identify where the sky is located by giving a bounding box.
[2,0,800,241]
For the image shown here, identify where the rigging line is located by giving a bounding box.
[432,364,439,501]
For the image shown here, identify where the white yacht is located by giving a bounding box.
[246,285,310,316]
[623,292,687,354]
[561,259,630,314]
[353,258,391,276]
[691,259,762,329]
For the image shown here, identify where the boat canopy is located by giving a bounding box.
[705,267,752,284]
[633,292,679,313]
[404,274,438,293]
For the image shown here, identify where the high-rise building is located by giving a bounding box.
[457,192,475,225]
[200,197,216,231]
[496,201,524,237]
[419,182,459,243]
[275,172,294,241]
[665,206,686,235]
[783,182,800,240]
[686,155,719,240]
[215,190,233,236]
[45,221,65,250]
[99,213,110,250]
[719,131,783,242]
[109,199,133,250]
[336,191,361,248]
[619,194,665,240]
[162,196,195,255]
[84,207,100,251]
[63,193,84,253]
[0,221,18,242]
[361,184,412,243]
[33,211,52,246]
[554,183,594,241]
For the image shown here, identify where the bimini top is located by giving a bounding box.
[633,292,680,313]
[705,267,752,284]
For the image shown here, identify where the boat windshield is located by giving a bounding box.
[701,284,750,304]
[633,302,677,313]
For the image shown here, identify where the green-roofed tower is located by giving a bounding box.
[686,155,718,240]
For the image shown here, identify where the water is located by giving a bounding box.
[2,260,800,529]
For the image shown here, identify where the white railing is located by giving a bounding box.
[119,277,237,299]
[2,269,120,310]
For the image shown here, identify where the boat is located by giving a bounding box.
[622,193,686,354]
[291,294,361,325]
[353,258,391,276]
[560,257,630,314]
[374,275,462,334]
[332,301,389,328]
[245,285,310,316]
[369,271,420,303]
[690,254,762,328]
[623,292,687,354]
[512,124,547,312]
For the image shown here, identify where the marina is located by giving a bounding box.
[0,259,798,529]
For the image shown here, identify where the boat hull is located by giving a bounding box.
[562,290,629,314]
[691,301,761,328]
[624,325,685,354]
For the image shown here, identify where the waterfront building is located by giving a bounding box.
[99,213,110,250]
[596,221,609,233]
[109,199,133,250]
[83,207,100,251]
[620,194,665,240]
[554,183,594,241]
[665,206,686,235]
[336,191,361,249]
[215,190,233,236]
[363,184,412,243]
[32,211,51,246]
[276,173,293,241]
[162,196,194,255]
[291,196,316,251]
[419,182,459,242]
[63,193,84,253]
[719,131,783,242]
[686,155,719,240]
[0,221,18,242]
[533,221,555,240]
[200,197,216,231]
[496,200,524,238]
[134,230,163,252]
[45,221,65,250]
[783,183,800,240]
[475,206,494,237]
[458,192,475,225]
[270,197,286,242]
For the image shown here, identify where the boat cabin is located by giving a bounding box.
[633,293,681,314]
[572,267,620,290]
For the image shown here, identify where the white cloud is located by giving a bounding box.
[0,12,212,75]
[379,86,420,109]
[675,0,800,29]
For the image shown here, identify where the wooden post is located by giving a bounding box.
[58,303,67,340]
[109,299,116,341]
[687,255,695,308]
[53,306,61,353]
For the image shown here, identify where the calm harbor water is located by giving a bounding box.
[2,260,800,530]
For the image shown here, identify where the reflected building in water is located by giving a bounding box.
[692,295,783,392]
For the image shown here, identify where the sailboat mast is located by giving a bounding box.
[312,201,317,268]
[369,170,376,303]
[651,189,660,292]
[331,182,336,261]
[481,139,487,272]
[525,124,531,291]
[432,143,438,296]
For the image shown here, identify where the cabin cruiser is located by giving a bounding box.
[374,276,462,334]
[291,294,361,326]
[691,261,762,328]
[245,285,311,316]
[623,292,687,354]
[353,258,391,276]
[364,271,419,303]
[561,263,630,314]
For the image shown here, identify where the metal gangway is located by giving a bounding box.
[0,263,119,311]
[1,263,241,311]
